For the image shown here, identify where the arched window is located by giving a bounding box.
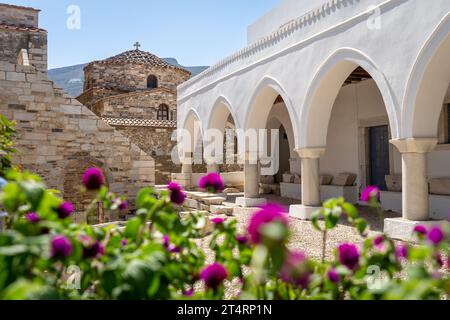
[157,104,169,120]
[147,75,157,89]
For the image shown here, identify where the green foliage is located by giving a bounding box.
[0,115,16,176]
[0,120,448,300]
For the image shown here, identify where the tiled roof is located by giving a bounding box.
[0,23,46,33]
[102,117,177,128]
[92,49,190,74]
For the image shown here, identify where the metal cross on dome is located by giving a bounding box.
[133,42,141,50]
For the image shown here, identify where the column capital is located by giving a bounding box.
[390,138,437,154]
[294,147,326,159]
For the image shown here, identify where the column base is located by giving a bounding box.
[289,205,322,220]
[384,218,448,242]
[235,197,267,208]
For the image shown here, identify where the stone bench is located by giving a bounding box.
[380,191,450,220]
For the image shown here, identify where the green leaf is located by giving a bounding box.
[124,217,142,241]
[354,218,368,235]
[342,203,358,219]
[0,244,27,256]
[311,210,323,231]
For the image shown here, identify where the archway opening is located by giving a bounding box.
[304,61,399,217]
[147,75,157,89]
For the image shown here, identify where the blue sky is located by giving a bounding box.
[5,0,280,69]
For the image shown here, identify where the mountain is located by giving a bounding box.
[48,59,208,97]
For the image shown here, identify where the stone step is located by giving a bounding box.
[179,210,209,218]
[184,198,199,209]
[186,192,217,201]
[210,205,234,216]
[201,197,226,206]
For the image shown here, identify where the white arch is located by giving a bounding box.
[205,95,239,133]
[299,47,400,148]
[402,13,450,138]
[180,108,203,156]
[243,76,299,149]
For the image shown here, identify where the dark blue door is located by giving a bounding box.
[369,126,390,191]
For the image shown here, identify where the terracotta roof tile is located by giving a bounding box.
[88,49,190,75]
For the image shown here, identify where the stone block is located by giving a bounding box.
[0,71,5,80]
[260,175,275,184]
[79,119,97,132]
[210,205,234,216]
[333,173,357,186]
[293,174,301,184]
[60,104,81,115]
[320,175,333,185]
[184,198,199,209]
[289,205,322,220]
[386,175,402,192]
[201,197,226,206]
[235,197,267,208]
[283,173,294,183]
[429,179,450,196]
[6,72,25,81]
[384,218,448,242]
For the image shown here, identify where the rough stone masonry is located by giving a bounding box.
[0,3,155,222]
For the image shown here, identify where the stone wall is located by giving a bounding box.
[0,24,47,73]
[115,125,179,184]
[91,88,177,120]
[0,15,155,219]
[0,4,39,28]
[83,62,190,93]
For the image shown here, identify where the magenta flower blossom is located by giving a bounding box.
[119,200,128,211]
[169,245,181,253]
[120,239,128,247]
[51,235,73,259]
[82,167,105,190]
[25,212,40,224]
[435,253,444,268]
[79,235,104,258]
[57,201,74,219]
[413,225,428,235]
[167,182,186,205]
[198,173,224,193]
[183,289,194,297]
[162,235,170,248]
[338,243,360,271]
[373,235,384,247]
[200,263,228,289]
[395,244,408,261]
[236,235,248,245]
[361,186,380,203]
[247,203,288,244]
[427,226,444,246]
[280,251,311,288]
[211,217,225,225]
[328,268,340,284]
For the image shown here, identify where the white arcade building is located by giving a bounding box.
[176,0,450,241]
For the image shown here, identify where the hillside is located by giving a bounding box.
[48,59,208,97]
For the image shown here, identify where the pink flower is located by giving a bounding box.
[211,217,225,225]
[395,244,408,261]
[413,225,428,235]
[198,173,224,193]
[167,182,186,205]
[82,167,105,190]
[280,251,311,288]
[328,268,340,284]
[247,203,288,244]
[427,226,444,246]
[338,243,360,271]
[361,186,380,203]
[236,235,248,245]
[200,263,228,289]
[57,201,74,219]
[119,200,128,211]
[25,212,40,224]
[79,235,104,259]
[51,235,73,259]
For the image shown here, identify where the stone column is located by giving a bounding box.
[236,155,267,207]
[384,138,445,242]
[390,138,437,220]
[289,148,325,220]
[172,152,192,189]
